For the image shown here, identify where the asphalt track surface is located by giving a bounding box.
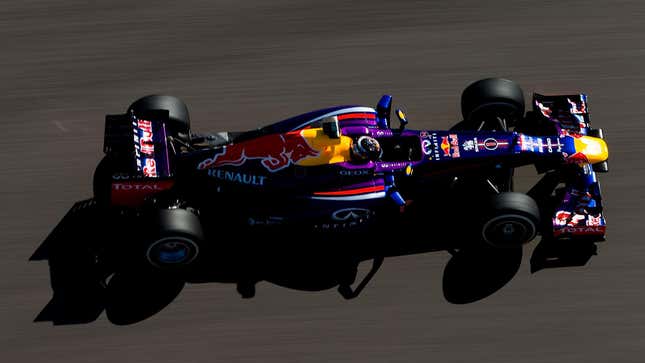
[2,0,645,362]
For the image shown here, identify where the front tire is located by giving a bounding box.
[460,78,525,129]
[451,78,524,193]
[482,192,540,248]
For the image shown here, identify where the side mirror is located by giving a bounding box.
[376,95,392,129]
[395,108,408,130]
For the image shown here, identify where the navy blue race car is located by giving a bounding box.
[32,78,609,308]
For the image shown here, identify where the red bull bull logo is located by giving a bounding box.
[566,152,589,164]
[441,137,450,156]
[198,131,319,172]
[440,134,460,158]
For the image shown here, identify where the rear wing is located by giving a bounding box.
[103,110,173,178]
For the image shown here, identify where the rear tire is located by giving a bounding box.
[482,192,540,248]
[128,95,191,139]
[145,208,204,269]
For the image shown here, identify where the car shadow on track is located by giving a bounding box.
[33,265,185,326]
[441,237,600,304]
[30,238,600,325]
[29,200,601,325]
[442,245,523,304]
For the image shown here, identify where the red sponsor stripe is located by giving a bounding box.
[337,113,376,121]
[314,185,384,196]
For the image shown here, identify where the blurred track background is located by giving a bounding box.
[2,0,644,362]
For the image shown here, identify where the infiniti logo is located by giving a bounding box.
[331,208,372,221]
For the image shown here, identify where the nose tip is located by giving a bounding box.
[576,136,609,164]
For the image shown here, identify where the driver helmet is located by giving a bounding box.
[351,136,382,161]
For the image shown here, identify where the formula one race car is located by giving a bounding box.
[33,78,609,315]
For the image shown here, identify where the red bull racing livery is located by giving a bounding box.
[197,131,320,172]
[33,78,610,313]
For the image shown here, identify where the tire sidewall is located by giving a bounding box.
[481,192,541,248]
[141,208,205,271]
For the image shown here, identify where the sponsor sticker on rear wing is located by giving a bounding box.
[131,111,172,178]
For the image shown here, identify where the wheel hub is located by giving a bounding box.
[482,215,536,247]
[146,237,199,267]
